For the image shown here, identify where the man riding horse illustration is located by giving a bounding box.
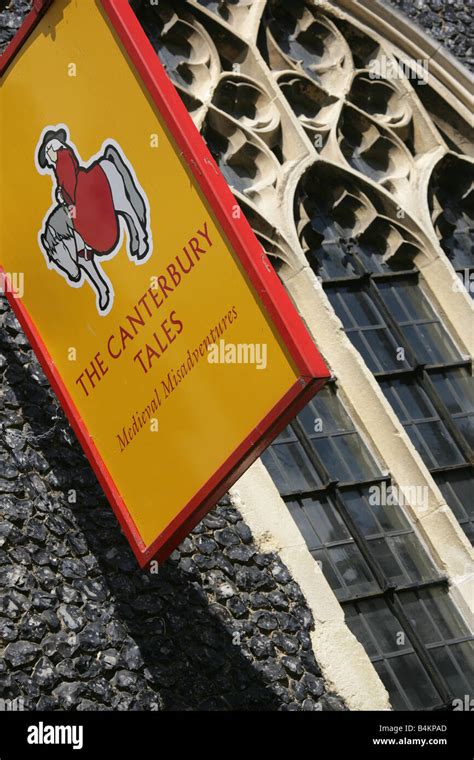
[36,126,153,315]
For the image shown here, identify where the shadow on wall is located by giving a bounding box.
[0,302,326,712]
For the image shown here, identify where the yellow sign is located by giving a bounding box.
[1,0,328,565]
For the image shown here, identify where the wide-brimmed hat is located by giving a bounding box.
[37,128,68,169]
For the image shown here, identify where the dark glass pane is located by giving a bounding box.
[451,641,474,685]
[287,500,322,551]
[261,443,322,494]
[345,605,379,658]
[431,369,474,415]
[434,470,474,538]
[421,588,471,642]
[456,415,474,449]
[373,660,409,710]
[389,534,437,583]
[401,323,460,365]
[376,281,410,322]
[369,537,406,584]
[328,544,377,595]
[312,549,343,593]
[389,653,442,710]
[429,646,470,698]
[345,487,408,534]
[350,328,408,373]
[416,421,464,467]
[344,490,379,535]
[336,289,384,327]
[316,433,381,483]
[300,494,351,544]
[385,380,435,421]
[401,591,441,645]
[362,599,408,656]
[273,425,299,443]
[303,388,355,436]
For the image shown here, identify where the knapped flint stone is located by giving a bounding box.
[57,585,81,604]
[258,660,287,684]
[235,566,276,591]
[235,522,252,544]
[270,563,292,584]
[131,691,162,710]
[98,648,120,670]
[67,535,89,557]
[34,566,57,589]
[36,696,58,710]
[56,659,77,680]
[0,618,18,642]
[214,555,235,577]
[121,641,144,671]
[77,699,111,711]
[88,677,114,703]
[267,590,289,611]
[282,655,304,678]
[19,614,46,641]
[320,693,346,711]
[3,590,29,620]
[40,610,60,631]
[272,632,299,655]
[42,631,79,659]
[202,514,227,530]
[215,581,237,600]
[4,641,40,667]
[178,537,194,555]
[31,591,56,611]
[291,680,308,702]
[60,559,87,579]
[277,612,300,633]
[0,565,27,588]
[248,635,275,659]
[105,620,127,645]
[294,606,314,630]
[0,521,23,547]
[178,556,197,574]
[300,651,321,676]
[255,612,278,632]
[214,528,240,547]
[226,596,247,617]
[194,554,216,571]
[11,671,40,699]
[57,604,85,632]
[52,681,85,710]
[224,544,255,563]
[302,672,325,698]
[77,623,104,652]
[74,655,102,680]
[253,553,273,568]
[111,669,140,691]
[32,656,57,688]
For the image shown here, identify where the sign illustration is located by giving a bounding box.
[0,0,330,567]
[36,126,153,315]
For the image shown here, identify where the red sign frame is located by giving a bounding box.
[0,0,330,567]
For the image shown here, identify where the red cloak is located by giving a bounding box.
[55,147,119,254]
